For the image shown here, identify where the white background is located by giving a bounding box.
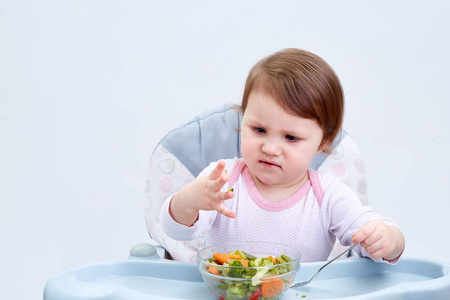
[1,1,450,299]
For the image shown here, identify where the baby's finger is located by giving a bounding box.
[352,222,377,246]
[217,190,234,201]
[209,160,226,181]
[216,203,236,219]
[211,171,230,193]
[359,230,383,249]
[363,239,384,256]
[365,244,387,260]
[352,230,367,245]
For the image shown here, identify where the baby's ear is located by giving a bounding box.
[318,139,331,154]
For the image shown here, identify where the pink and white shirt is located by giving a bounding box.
[160,158,401,263]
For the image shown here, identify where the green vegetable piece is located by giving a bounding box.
[276,263,289,273]
[207,258,219,264]
[275,256,285,263]
[281,254,292,262]
[225,282,250,299]
[227,259,244,277]
[227,188,234,192]
[232,250,247,259]
[227,285,241,295]
[242,251,257,260]
[279,254,293,272]
[258,257,276,267]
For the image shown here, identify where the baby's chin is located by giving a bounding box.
[252,173,282,187]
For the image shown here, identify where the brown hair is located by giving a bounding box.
[239,48,344,153]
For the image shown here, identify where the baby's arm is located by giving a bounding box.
[352,220,405,261]
[168,160,236,227]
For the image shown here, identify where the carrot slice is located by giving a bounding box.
[239,259,249,267]
[213,253,241,264]
[260,277,283,298]
[208,266,219,275]
[268,255,277,263]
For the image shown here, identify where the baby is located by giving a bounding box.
[160,48,405,263]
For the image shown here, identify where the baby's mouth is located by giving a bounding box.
[259,160,281,168]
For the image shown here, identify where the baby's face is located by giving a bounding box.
[241,91,324,191]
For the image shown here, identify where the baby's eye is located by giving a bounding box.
[285,135,299,142]
[253,127,266,134]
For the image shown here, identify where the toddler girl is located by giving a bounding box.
[160,48,405,263]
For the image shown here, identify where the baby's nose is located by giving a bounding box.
[262,140,281,156]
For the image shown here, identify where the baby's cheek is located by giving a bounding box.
[240,142,253,161]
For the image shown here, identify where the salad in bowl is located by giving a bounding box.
[197,241,301,300]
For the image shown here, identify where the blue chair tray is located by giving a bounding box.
[44,257,450,300]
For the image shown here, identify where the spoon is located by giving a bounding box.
[290,244,358,289]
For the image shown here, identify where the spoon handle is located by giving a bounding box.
[314,244,357,275]
[291,244,358,288]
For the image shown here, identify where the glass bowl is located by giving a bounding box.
[197,241,301,300]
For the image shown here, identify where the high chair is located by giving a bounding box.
[44,104,450,299]
[144,104,368,262]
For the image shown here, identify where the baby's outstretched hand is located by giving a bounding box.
[169,160,236,226]
[352,220,404,261]
[203,160,236,218]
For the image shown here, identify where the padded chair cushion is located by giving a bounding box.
[160,105,242,177]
